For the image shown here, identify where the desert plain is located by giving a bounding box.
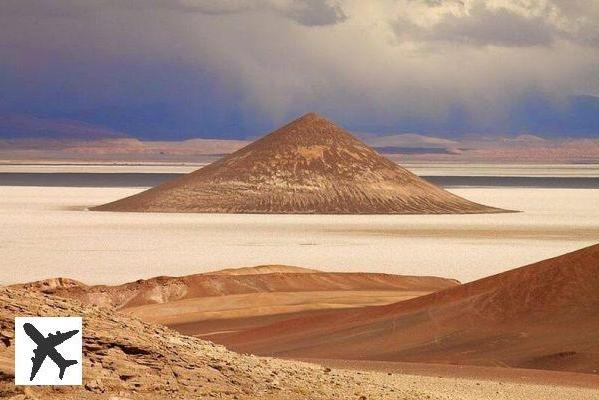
[1,163,597,285]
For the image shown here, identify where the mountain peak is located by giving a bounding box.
[262,112,350,144]
[297,111,324,120]
[293,112,329,123]
[93,115,505,214]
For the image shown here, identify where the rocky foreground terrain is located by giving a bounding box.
[1,287,433,400]
[2,288,599,400]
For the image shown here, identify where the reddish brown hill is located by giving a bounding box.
[92,113,503,214]
[14,267,456,309]
[220,245,599,374]
[12,266,458,339]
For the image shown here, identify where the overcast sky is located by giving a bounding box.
[1,0,598,139]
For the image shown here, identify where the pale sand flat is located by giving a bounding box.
[1,186,597,285]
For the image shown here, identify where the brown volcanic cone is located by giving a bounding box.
[93,113,503,213]
[221,244,599,374]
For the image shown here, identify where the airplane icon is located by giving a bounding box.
[23,322,79,381]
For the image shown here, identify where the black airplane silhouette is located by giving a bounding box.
[23,322,79,381]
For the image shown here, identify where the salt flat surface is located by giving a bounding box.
[0,163,206,174]
[2,163,599,177]
[1,186,597,285]
[403,163,599,177]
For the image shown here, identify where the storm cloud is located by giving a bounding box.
[0,0,597,138]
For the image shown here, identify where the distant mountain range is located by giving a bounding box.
[352,94,599,139]
[0,110,597,164]
[2,95,598,141]
[0,115,128,140]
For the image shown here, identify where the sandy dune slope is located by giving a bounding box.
[2,288,598,400]
[92,113,503,214]
[130,289,437,338]
[220,244,599,374]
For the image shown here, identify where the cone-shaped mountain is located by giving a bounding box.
[93,113,505,214]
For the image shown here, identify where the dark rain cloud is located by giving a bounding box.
[0,0,346,26]
[0,0,597,138]
[156,0,347,26]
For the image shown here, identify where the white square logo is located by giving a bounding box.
[14,317,83,385]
